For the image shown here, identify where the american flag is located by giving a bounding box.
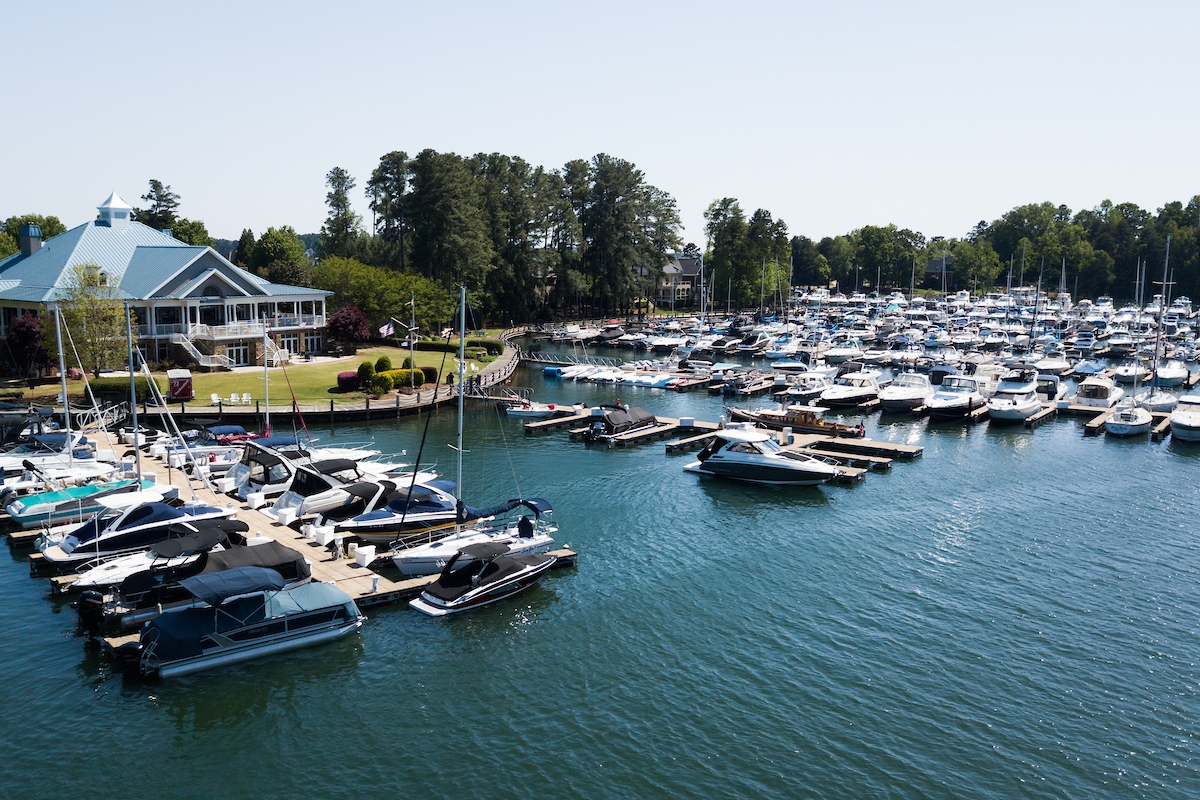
[379,322,395,337]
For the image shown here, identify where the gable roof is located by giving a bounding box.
[0,217,329,304]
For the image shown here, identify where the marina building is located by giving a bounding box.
[0,193,329,369]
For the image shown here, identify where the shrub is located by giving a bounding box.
[377,369,424,389]
[419,366,438,385]
[415,340,458,354]
[89,376,164,403]
[370,373,394,395]
[374,355,392,373]
[401,356,413,370]
[336,371,359,392]
[357,361,375,384]
[466,337,504,355]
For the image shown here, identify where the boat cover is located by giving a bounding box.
[254,437,300,449]
[179,566,285,605]
[206,425,248,437]
[458,497,552,522]
[311,459,357,475]
[200,541,312,582]
[151,529,227,558]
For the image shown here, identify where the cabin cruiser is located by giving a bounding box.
[878,372,934,411]
[926,375,986,418]
[37,499,237,568]
[1153,358,1189,387]
[408,543,557,617]
[724,404,858,436]
[1035,374,1067,403]
[390,498,556,577]
[1070,376,1123,408]
[151,426,250,473]
[1105,399,1153,436]
[1169,394,1200,441]
[268,458,433,521]
[225,437,381,500]
[986,369,1042,422]
[819,372,881,407]
[783,373,832,404]
[115,566,363,678]
[823,338,865,364]
[1113,359,1149,384]
[1033,353,1071,375]
[684,427,842,486]
[4,478,174,529]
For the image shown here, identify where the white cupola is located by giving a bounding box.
[96,191,133,229]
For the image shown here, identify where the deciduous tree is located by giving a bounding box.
[57,263,128,377]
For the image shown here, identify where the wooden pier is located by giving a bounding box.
[1024,403,1057,429]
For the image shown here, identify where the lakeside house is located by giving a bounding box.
[0,193,330,369]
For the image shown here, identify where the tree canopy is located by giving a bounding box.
[134,179,181,230]
[57,263,128,377]
[3,213,66,244]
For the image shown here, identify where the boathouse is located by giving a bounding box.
[0,193,330,369]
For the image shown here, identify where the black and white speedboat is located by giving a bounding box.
[335,480,461,545]
[409,543,557,617]
[684,427,843,486]
[390,498,557,577]
[115,566,363,678]
[37,500,236,568]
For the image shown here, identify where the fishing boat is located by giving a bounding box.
[1104,398,1153,437]
[1169,394,1200,441]
[878,372,934,411]
[408,544,557,617]
[115,566,363,678]
[986,369,1042,423]
[683,427,842,485]
[390,498,556,577]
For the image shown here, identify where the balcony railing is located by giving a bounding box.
[137,316,326,340]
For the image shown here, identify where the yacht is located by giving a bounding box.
[986,369,1043,423]
[878,372,934,411]
[390,498,556,577]
[1070,376,1123,408]
[115,567,364,678]
[269,458,431,521]
[1105,399,1153,436]
[225,437,381,500]
[818,372,881,407]
[1169,394,1200,441]
[683,427,842,486]
[408,543,557,617]
[783,373,832,404]
[823,337,865,364]
[1153,358,1189,387]
[926,375,985,418]
[334,480,461,545]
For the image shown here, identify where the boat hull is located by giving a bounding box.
[409,558,556,617]
[152,618,363,678]
[683,461,835,486]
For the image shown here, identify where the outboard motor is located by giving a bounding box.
[77,590,106,635]
[115,641,145,673]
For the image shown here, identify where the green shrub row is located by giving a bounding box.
[89,376,164,403]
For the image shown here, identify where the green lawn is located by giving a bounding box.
[8,344,495,405]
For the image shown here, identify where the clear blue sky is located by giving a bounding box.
[7,1,1198,245]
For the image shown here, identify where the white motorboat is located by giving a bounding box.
[878,372,934,411]
[1153,358,1189,387]
[1070,376,1123,408]
[1104,399,1152,436]
[818,372,881,407]
[70,521,235,593]
[683,427,843,486]
[225,437,381,500]
[1113,359,1149,384]
[926,375,985,418]
[1169,394,1200,441]
[1134,388,1178,413]
[503,400,573,419]
[391,498,556,577]
[986,369,1042,422]
[823,338,865,364]
[784,373,832,404]
[1034,354,1071,375]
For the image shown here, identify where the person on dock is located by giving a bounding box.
[326,539,341,561]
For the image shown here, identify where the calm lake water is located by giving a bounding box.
[2,357,1199,799]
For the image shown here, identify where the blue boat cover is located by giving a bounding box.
[458,497,553,522]
[255,436,300,448]
[207,425,247,436]
[179,566,285,605]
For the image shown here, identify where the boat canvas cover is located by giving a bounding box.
[145,580,355,663]
[150,529,227,558]
[254,437,300,449]
[602,406,656,434]
[200,541,312,582]
[179,566,286,605]
[458,497,552,522]
[206,425,247,437]
[311,459,357,475]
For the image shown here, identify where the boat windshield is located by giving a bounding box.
[896,374,926,388]
[941,378,975,392]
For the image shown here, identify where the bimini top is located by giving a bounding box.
[458,497,553,522]
[179,565,286,605]
[311,459,358,475]
[714,428,773,444]
[206,425,248,437]
[253,436,301,450]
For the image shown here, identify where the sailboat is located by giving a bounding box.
[1107,255,1154,437]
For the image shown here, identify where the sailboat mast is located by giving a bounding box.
[1151,236,1171,387]
[54,303,72,467]
[125,301,142,480]
[262,323,270,435]
[456,285,465,502]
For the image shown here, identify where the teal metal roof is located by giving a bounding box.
[0,218,328,304]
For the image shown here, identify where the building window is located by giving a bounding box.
[202,286,220,298]
[279,334,299,355]
[304,332,322,353]
[226,343,250,366]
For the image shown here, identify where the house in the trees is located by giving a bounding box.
[0,192,329,369]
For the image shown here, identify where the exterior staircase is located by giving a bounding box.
[170,332,233,369]
[263,335,290,367]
